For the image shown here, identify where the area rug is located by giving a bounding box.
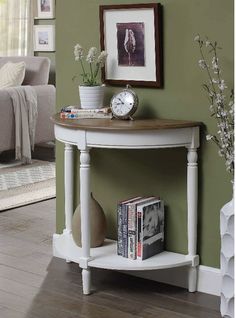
[0,160,55,211]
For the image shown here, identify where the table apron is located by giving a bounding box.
[55,125,199,150]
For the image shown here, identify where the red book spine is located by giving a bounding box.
[137,211,142,258]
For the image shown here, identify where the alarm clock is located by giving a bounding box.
[110,85,138,120]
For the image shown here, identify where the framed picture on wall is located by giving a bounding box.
[99,3,163,88]
[34,25,55,51]
[37,0,55,19]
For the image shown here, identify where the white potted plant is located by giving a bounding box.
[195,34,234,318]
[73,44,108,109]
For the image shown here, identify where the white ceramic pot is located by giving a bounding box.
[220,198,234,318]
[79,85,105,109]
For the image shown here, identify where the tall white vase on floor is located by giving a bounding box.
[220,198,234,318]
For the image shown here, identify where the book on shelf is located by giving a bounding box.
[117,196,141,256]
[60,106,112,119]
[137,199,164,260]
[126,196,155,260]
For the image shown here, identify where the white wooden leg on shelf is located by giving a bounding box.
[64,143,74,235]
[187,147,198,292]
[82,268,91,295]
[64,144,74,263]
[188,266,197,292]
[79,148,91,295]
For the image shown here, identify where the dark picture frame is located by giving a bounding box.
[99,3,163,88]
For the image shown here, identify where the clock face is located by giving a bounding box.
[111,89,138,119]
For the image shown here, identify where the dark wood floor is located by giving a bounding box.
[0,143,55,164]
[0,199,220,318]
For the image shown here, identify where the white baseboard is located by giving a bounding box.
[197,265,221,296]
[124,265,221,296]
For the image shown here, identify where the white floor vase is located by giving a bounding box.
[220,198,234,318]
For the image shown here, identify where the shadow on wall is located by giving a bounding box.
[48,66,56,85]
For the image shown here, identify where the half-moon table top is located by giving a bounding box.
[51,113,201,131]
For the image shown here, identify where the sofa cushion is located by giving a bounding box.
[0,57,50,85]
[0,61,26,88]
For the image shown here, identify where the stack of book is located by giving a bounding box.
[117,196,164,260]
[60,106,112,119]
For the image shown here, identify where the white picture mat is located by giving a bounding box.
[34,25,55,51]
[36,0,55,19]
[104,9,156,81]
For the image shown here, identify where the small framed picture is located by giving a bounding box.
[37,0,55,19]
[34,25,55,52]
[99,3,163,88]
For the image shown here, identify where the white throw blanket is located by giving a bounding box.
[6,86,38,164]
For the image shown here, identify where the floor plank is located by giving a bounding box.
[0,199,221,318]
[0,264,45,288]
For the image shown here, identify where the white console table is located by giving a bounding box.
[51,114,201,295]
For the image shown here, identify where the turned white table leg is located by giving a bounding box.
[82,268,91,295]
[64,144,74,263]
[187,147,198,292]
[188,267,197,293]
[64,144,74,234]
[79,148,91,295]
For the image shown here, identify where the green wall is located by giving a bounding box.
[34,19,56,85]
[56,0,233,268]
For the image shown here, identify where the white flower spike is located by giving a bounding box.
[86,47,97,63]
[195,35,234,174]
[73,43,108,86]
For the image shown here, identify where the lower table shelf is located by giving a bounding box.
[53,232,196,271]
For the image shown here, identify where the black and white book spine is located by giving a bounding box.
[127,203,137,260]
[123,197,144,258]
[127,197,155,260]
[137,209,142,260]
[117,203,123,256]
[117,196,141,257]
[138,199,164,260]
[122,203,129,258]
[137,198,162,260]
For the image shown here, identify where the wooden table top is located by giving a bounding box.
[51,113,201,131]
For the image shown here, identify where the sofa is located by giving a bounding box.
[0,56,55,153]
